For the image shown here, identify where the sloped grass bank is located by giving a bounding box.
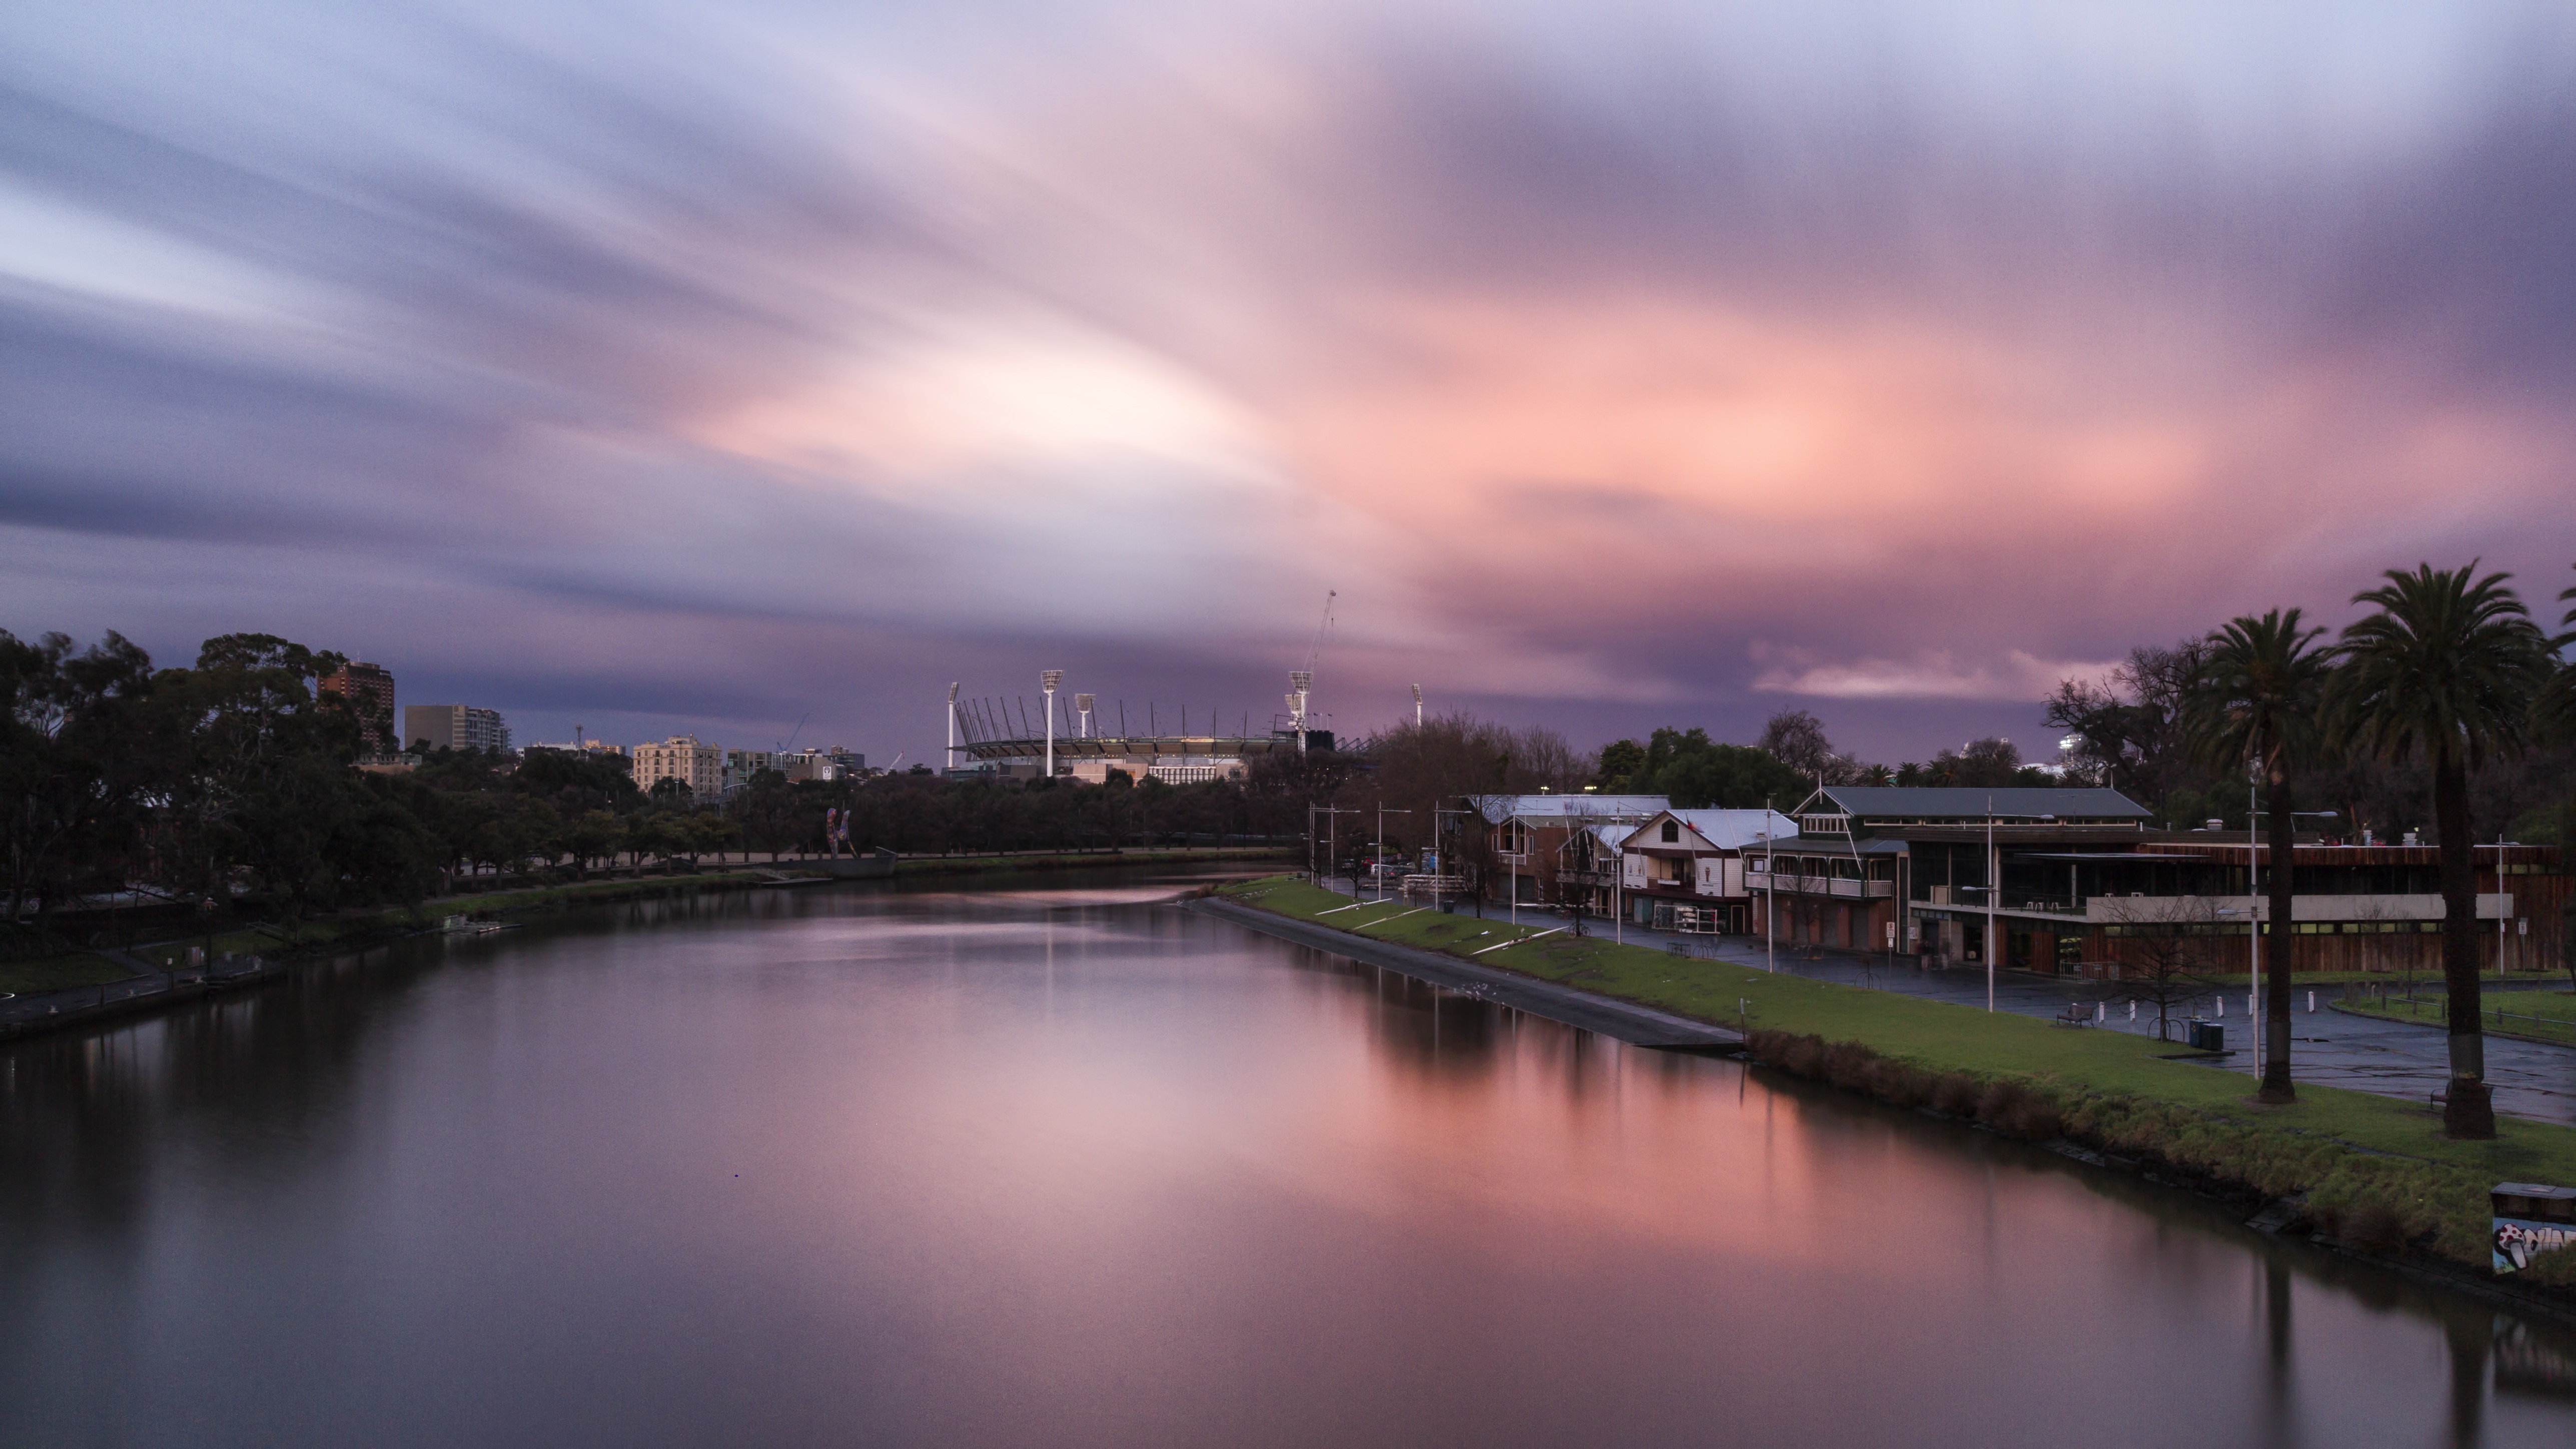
[2338,989,2576,1049]
[1218,876,2576,1286]
[894,847,1294,878]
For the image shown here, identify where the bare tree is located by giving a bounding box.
[1760,708,1858,784]
[2099,895,2224,1042]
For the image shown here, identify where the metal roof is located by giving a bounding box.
[1815,786,2150,820]
[1641,808,1800,851]
[1473,794,1670,823]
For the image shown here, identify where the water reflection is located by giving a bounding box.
[1,872,2571,1448]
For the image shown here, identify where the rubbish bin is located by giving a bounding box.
[2186,1020,2225,1053]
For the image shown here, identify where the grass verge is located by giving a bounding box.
[0,953,138,994]
[1219,875,2576,1280]
[2337,990,2576,1048]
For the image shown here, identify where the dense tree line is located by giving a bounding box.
[0,629,1340,946]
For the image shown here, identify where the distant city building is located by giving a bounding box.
[825,746,866,775]
[635,736,723,797]
[404,703,509,755]
[777,750,837,783]
[319,660,396,753]
[723,748,781,792]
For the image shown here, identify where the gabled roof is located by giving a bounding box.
[1630,808,1800,851]
[1473,794,1669,823]
[1813,786,2149,821]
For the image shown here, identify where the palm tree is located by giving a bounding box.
[2182,609,2332,1104]
[2538,563,2576,743]
[2330,563,2555,1139]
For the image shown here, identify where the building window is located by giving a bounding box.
[1661,821,1679,843]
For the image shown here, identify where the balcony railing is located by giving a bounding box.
[1744,867,1891,899]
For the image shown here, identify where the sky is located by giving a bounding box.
[4,1,2573,768]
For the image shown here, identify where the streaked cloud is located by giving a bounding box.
[3,0,2573,761]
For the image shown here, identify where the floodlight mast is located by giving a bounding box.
[1075,693,1095,740]
[1411,683,1423,728]
[946,682,960,771]
[1042,670,1063,778]
[1288,670,1312,753]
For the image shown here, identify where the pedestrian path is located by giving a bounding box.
[1313,878,2576,1127]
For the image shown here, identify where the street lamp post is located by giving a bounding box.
[1970,802,2058,1012]
[1763,796,1776,974]
[1374,804,1412,901]
[1041,670,1063,779]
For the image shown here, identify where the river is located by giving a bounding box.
[4,871,2571,1446]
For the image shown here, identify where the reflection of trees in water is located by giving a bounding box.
[0,944,441,1248]
[1363,970,1505,1078]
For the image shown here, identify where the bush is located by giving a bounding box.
[1975,1080,2064,1141]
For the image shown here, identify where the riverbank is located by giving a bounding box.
[2334,990,2576,1049]
[1210,875,2576,1310]
[4,848,1293,1039]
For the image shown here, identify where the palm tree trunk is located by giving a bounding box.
[2261,775,2297,1102]
[2435,755,2495,1138]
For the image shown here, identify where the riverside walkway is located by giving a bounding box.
[1306,878,2576,1128]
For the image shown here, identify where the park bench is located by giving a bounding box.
[2054,1002,2090,1028]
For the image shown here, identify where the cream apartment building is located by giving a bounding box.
[634,736,724,797]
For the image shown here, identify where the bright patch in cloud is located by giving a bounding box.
[1750,648,2117,701]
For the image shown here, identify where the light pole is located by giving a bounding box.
[1434,803,1475,914]
[1970,802,2058,1012]
[945,683,959,771]
[1411,683,1423,728]
[1041,670,1062,779]
[1075,693,1095,740]
[1374,804,1412,901]
[1762,796,1776,974]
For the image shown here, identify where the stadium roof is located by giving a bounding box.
[1812,786,2149,821]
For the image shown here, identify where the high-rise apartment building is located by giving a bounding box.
[635,736,724,797]
[404,703,510,754]
[319,661,397,753]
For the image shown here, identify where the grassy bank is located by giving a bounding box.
[1219,876,2576,1287]
[0,952,140,995]
[2338,989,2576,1049]
[892,847,1294,878]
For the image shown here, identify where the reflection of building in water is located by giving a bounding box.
[2494,1317,2576,1401]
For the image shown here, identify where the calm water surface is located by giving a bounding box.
[5,872,2573,1447]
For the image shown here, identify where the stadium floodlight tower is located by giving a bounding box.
[946,682,960,770]
[1042,670,1064,778]
[1411,683,1423,728]
[1075,694,1096,740]
[1289,670,1312,753]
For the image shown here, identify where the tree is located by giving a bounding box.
[2330,563,2556,1139]
[1625,728,1809,809]
[2046,638,2216,813]
[1597,738,1646,789]
[1,629,158,927]
[1759,709,1851,784]
[2099,895,2223,1042]
[2540,561,2575,744]
[1923,737,2031,788]
[2181,608,2333,1103]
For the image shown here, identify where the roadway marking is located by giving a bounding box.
[1473,928,1563,955]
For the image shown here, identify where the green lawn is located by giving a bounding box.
[0,952,140,995]
[1222,876,2576,1271]
[2340,988,2576,1048]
